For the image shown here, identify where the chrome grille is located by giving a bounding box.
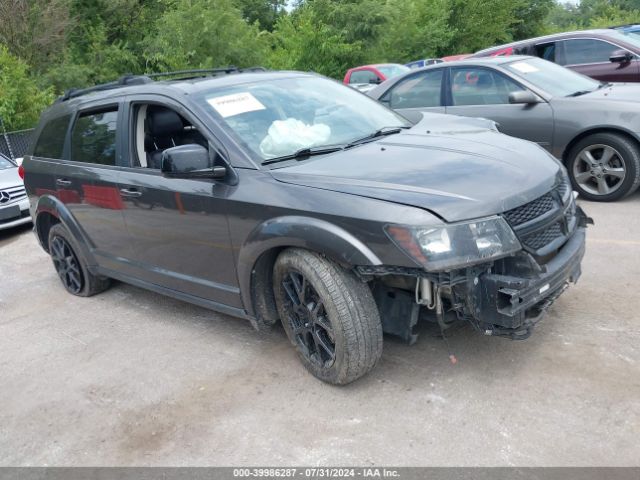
[503,178,575,257]
[0,185,27,204]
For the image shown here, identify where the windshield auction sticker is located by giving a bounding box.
[510,62,539,73]
[208,92,266,118]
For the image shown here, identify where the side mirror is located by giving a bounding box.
[610,49,633,64]
[508,90,540,105]
[369,77,382,84]
[161,144,226,179]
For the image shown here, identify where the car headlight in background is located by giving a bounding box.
[385,216,521,271]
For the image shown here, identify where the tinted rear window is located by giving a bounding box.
[33,115,71,159]
[70,109,118,165]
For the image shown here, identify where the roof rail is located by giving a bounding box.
[57,66,268,102]
[59,74,153,102]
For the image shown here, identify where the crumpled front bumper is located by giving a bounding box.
[476,225,586,338]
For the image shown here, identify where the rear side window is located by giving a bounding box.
[71,109,118,165]
[33,115,71,159]
[384,69,444,109]
[535,42,556,62]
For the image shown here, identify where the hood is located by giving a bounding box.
[271,113,560,222]
[0,166,22,190]
[571,83,640,102]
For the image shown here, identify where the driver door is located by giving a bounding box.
[445,66,554,150]
[116,97,241,308]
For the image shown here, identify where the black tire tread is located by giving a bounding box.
[274,248,382,385]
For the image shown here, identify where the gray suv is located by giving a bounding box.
[24,69,590,384]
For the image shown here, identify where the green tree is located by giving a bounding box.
[269,5,364,78]
[374,0,452,62]
[143,0,269,71]
[0,46,54,130]
[235,0,287,30]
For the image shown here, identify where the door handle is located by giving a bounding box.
[56,178,72,187]
[119,188,143,198]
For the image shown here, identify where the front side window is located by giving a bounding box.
[562,39,620,65]
[71,109,118,165]
[349,70,379,84]
[33,115,71,159]
[197,76,409,161]
[451,68,524,106]
[384,69,443,109]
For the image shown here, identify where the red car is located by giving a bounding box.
[343,64,410,90]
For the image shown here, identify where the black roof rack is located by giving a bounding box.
[57,66,268,102]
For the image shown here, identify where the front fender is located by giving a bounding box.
[237,216,382,317]
[34,194,97,267]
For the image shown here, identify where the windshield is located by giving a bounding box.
[377,64,411,79]
[609,29,640,49]
[503,57,600,97]
[0,155,16,170]
[198,76,410,161]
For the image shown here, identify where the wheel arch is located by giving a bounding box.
[34,195,97,267]
[561,127,640,165]
[237,216,383,325]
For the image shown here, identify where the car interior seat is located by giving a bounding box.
[145,107,185,169]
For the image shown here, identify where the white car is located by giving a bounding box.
[0,153,31,230]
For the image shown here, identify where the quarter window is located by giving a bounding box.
[451,68,524,106]
[385,70,443,109]
[33,115,71,159]
[70,109,118,166]
[563,39,620,65]
[349,70,379,84]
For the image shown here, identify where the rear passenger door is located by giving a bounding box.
[378,68,446,124]
[445,66,554,149]
[57,102,135,263]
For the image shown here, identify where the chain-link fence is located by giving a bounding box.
[0,129,35,160]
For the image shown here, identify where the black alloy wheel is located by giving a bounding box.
[281,270,336,368]
[50,235,84,294]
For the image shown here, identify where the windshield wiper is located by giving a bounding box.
[261,145,343,166]
[597,82,613,89]
[345,125,410,148]
[566,89,595,97]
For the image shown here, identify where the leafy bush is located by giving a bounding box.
[0,46,54,131]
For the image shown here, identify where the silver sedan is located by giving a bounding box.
[369,56,640,202]
[0,153,31,230]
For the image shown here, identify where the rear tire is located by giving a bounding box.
[273,248,383,385]
[567,132,640,202]
[48,224,111,297]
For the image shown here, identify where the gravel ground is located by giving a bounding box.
[0,196,639,467]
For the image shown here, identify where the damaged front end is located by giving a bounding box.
[359,177,592,343]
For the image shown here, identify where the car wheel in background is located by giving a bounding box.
[567,132,640,202]
[273,248,383,385]
[48,223,111,297]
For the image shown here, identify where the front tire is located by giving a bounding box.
[48,224,111,297]
[567,133,640,202]
[273,248,383,385]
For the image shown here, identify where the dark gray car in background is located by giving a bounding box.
[24,69,589,384]
[369,56,640,202]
